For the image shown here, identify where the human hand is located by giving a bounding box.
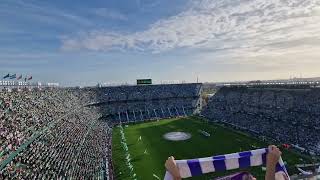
[165,156,181,180]
[267,145,281,167]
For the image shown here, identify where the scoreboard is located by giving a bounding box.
[137,79,152,85]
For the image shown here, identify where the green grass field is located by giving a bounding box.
[112,116,311,180]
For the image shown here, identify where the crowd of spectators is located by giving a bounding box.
[92,83,202,123]
[0,88,113,179]
[202,86,320,155]
[0,88,84,164]
[98,99,197,122]
[96,83,201,102]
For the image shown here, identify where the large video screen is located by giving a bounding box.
[137,79,152,85]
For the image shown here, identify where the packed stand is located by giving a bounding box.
[96,83,201,102]
[92,83,202,123]
[202,86,320,155]
[0,88,113,179]
[0,88,84,165]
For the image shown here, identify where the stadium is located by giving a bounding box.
[1,80,320,179]
[2,0,320,179]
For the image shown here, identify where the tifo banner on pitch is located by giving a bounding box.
[164,148,290,180]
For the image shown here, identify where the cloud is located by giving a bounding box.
[0,1,94,29]
[93,8,128,21]
[62,0,320,56]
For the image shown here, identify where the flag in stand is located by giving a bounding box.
[3,73,10,79]
[16,74,22,80]
[9,74,16,79]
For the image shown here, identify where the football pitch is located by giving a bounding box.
[112,116,310,180]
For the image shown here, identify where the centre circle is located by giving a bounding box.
[163,132,191,141]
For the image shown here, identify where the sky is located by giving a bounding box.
[1,0,320,86]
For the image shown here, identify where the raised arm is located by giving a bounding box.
[265,145,282,180]
[165,156,182,180]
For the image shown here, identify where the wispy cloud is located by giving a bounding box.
[62,0,320,56]
[0,1,94,29]
[93,8,128,21]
